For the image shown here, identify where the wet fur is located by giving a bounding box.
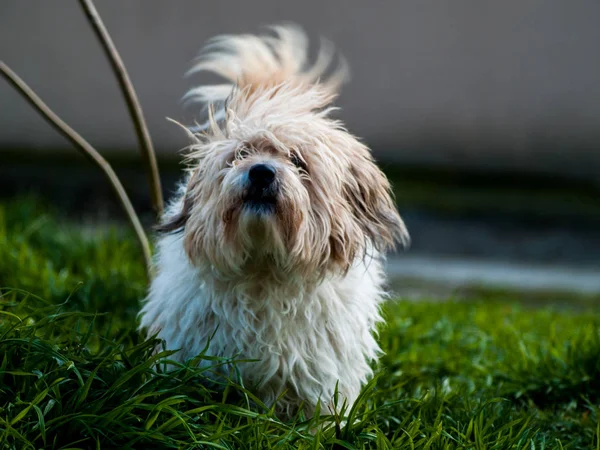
[139,25,409,418]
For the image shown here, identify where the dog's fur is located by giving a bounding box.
[139,25,409,418]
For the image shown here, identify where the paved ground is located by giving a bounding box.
[386,255,600,296]
[387,210,600,296]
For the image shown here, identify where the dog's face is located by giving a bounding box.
[161,87,408,280]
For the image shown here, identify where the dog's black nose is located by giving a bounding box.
[248,163,276,187]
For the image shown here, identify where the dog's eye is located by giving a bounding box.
[290,153,308,172]
[237,149,250,159]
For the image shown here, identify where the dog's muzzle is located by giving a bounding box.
[244,163,278,212]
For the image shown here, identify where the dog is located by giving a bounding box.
[139,25,409,419]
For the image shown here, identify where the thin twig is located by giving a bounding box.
[78,0,164,216]
[0,61,153,278]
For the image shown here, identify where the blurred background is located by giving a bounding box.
[2,0,599,298]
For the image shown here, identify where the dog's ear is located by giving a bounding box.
[343,156,409,252]
[155,195,193,233]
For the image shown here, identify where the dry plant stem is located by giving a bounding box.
[0,61,152,278]
[78,0,164,216]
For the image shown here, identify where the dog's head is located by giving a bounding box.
[159,26,409,280]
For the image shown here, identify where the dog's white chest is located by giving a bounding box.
[139,234,387,414]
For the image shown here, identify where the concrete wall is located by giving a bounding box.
[2,1,599,175]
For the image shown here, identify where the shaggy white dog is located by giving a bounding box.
[139,25,409,418]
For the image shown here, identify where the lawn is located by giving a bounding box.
[1,197,599,449]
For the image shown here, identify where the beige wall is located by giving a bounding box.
[2,1,599,175]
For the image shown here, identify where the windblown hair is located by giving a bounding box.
[183,24,349,112]
[140,25,409,418]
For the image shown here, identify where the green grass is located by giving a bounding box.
[1,198,600,449]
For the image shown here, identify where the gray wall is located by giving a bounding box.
[2,1,599,175]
